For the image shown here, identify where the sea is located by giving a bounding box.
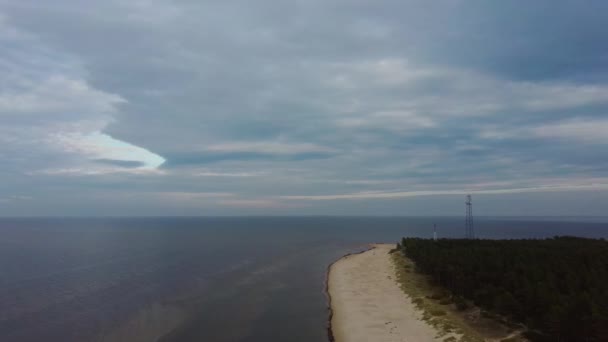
[0,216,607,342]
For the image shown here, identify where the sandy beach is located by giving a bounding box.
[328,244,443,342]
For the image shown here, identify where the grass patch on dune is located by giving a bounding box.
[390,251,484,342]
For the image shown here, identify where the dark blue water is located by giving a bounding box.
[0,217,607,342]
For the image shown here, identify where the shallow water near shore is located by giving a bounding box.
[1,216,607,342]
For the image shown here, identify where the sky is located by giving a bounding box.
[1,0,607,216]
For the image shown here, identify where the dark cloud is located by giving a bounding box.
[163,151,336,167]
[94,159,146,168]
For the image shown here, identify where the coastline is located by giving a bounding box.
[324,246,375,342]
[327,244,447,342]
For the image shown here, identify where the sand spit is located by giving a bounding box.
[328,244,443,342]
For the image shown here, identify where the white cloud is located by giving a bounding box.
[218,198,301,209]
[157,191,235,201]
[517,83,608,111]
[31,167,165,176]
[532,118,608,144]
[480,118,608,145]
[281,183,608,201]
[335,109,435,132]
[51,131,166,169]
[326,58,435,88]
[194,170,264,177]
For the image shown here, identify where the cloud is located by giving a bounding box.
[30,167,165,176]
[311,58,608,131]
[94,159,146,168]
[205,141,337,155]
[0,16,165,177]
[0,74,124,115]
[281,183,608,201]
[0,195,32,203]
[480,118,608,145]
[157,191,235,201]
[335,110,436,132]
[194,170,265,177]
[1,1,608,215]
[532,118,608,144]
[50,131,165,170]
[218,198,298,209]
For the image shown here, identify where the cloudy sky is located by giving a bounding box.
[1,0,607,216]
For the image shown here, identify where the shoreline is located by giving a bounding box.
[327,244,446,342]
[324,246,375,342]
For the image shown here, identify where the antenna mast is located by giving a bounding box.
[465,194,475,239]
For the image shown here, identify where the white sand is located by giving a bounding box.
[328,244,443,342]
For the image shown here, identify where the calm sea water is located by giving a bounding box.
[0,216,607,342]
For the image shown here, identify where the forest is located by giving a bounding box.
[398,236,608,341]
